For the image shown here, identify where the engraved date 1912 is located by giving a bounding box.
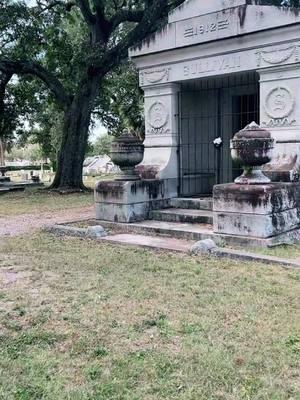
[184,20,229,38]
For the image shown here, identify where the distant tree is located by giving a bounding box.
[90,133,113,156]
[6,143,44,163]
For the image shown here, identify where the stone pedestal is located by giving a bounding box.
[0,176,10,183]
[213,182,300,238]
[95,179,173,223]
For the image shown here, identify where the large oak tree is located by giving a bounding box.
[0,0,185,191]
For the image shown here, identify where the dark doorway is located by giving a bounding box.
[179,72,259,197]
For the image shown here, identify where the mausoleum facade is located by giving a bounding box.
[95,0,300,245]
[129,0,300,196]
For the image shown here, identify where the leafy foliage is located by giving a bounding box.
[96,62,144,138]
[1,0,300,188]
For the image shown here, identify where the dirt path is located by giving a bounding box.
[0,206,94,237]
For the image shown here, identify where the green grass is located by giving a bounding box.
[0,189,94,217]
[0,234,299,399]
[235,243,300,260]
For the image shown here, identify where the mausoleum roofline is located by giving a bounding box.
[168,0,248,23]
[129,4,300,60]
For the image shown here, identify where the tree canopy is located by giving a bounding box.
[0,0,186,191]
[0,0,300,189]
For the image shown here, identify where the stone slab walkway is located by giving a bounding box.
[0,206,94,237]
[102,233,193,253]
[44,223,300,269]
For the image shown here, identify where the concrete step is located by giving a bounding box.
[97,219,298,249]
[100,219,215,241]
[170,197,213,211]
[150,208,213,224]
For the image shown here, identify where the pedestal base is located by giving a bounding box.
[234,167,270,185]
[213,182,300,238]
[94,179,177,223]
[0,176,11,183]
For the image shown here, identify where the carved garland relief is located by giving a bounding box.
[140,67,171,86]
[256,45,299,67]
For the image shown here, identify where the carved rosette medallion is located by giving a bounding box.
[148,101,169,132]
[264,87,295,120]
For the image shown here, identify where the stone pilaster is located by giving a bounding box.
[258,65,300,181]
[138,83,180,197]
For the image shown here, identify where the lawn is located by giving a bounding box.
[0,189,94,217]
[247,244,300,260]
[0,233,299,399]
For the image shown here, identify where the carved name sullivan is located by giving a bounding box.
[183,55,241,77]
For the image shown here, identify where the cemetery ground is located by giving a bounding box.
[0,190,299,399]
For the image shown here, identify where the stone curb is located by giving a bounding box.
[44,224,300,269]
[44,224,108,239]
[44,225,87,238]
[210,248,300,269]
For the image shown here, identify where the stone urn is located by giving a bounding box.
[230,121,274,184]
[110,130,144,181]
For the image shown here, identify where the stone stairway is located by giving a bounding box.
[149,197,213,225]
[97,196,288,248]
[96,197,215,242]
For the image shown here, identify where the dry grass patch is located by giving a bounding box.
[0,189,93,217]
[0,234,299,399]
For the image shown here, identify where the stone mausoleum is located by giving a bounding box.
[95,0,300,246]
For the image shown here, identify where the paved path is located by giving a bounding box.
[0,206,94,237]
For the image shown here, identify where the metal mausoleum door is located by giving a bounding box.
[179,72,259,197]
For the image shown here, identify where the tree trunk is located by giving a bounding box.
[0,139,5,166]
[50,75,100,191]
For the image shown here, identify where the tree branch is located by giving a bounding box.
[166,0,187,12]
[0,71,13,113]
[76,0,96,24]
[37,1,77,14]
[100,0,179,73]
[0,60,71,108]
[109,9,144,32]
[92,0,105,18]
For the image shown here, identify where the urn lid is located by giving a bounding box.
[233,122,271,140]
[113,129,142,144]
